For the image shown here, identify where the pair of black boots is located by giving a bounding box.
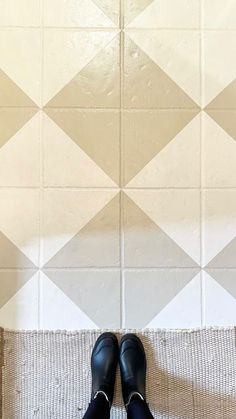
[83,332,154,419]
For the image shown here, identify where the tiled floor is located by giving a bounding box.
[0,0,236,330]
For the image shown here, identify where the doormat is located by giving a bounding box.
[0,327,236,418]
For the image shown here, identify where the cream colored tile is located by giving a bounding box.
[202,190,236,267]
[0,190,39,266]
[0,29,41,105]
[204,0,236,29]
[44,0,115,27]
[43,30,117,105]
[203,112,236,187]
[127,0,200,29]
[203,31,236,106]
[42,189,118,265]
[127,29,200,105]
[0,0,41,27]
[0,112,40,187]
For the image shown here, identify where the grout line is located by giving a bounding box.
[200,0,204,327]
[38,0,45,330]
[119,0,125,329]
[1,26,236,31]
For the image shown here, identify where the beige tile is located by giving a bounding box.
[92,0,120,26]
[45,109,120,185]
[0,29,41,106]
[124,0,153,26]
[44,269,121,328]
[46,35,120,108]
[0,108,38,149]
[122,110,199,185]
[0,270,36,309]
[44,193,120,268]
[206,110,236,142]
[127,30,200,105]
[0,70,36,107]
[124,35,198,108]
[43,30,117,105]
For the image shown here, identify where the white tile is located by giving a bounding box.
[127,29,200,105]
[44,0,115,27]
[43,113,116,187]
[0,29,41,105]
[0,112,40,187]
[203,271,236,326]
[202,113,236,187]
[126,189,201,264]
[43,30,117,105]
[127,113,200,188]
[42,189,118,265]
[202,190,236,267]
[203,31,236,106]
[40,272,98,330]
[204,0,236,29]
[128,0,200,29]
[0,272,39,329]
[0,0,41,27]
[147,273,201,328]
[0,189,40,266]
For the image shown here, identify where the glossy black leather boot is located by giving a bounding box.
[90,332,119,407]
[119,334,147,409]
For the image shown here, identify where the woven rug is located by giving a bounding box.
[0,327,236,419]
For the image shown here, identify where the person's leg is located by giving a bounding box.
[82,332,119,419]
[127,394,154,419]
[83,392,110,419]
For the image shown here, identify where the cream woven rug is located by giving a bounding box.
[0,327,236,419]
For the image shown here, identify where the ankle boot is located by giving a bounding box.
[119,333,147,409]
[90,332,119,407]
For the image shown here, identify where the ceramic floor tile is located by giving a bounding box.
[123,110,200,186]
[45,193,120,268]
[125,189,200,265]
[203,270,236,326]
[0,112,40,187]
[123,34,198,109]
[202,190,236,268]
[126,0,200,28]
[123,192,199,268]
[0,0,41,27]
[43,30,117,105]
[0,29,41,106]
[0,270,39,329]
[127,30,200,105]
[0,189,39,266]
[42,189,118,266]
[123,269,200,328]
[46,34,120,108]
[203,31,236,107]
[202,112,236,187]
[44,0,116,28]
[43,112,117,187]
[44,109,120,185]
[204,0,236,29]
[92,0,120,26]
[41,269,121,329]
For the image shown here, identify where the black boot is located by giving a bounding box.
[90,332,119,407]
[119,333,147,409]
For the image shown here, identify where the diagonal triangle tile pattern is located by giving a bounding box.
[0,0,236,330]
[124,35,199,109]
[123,192,198,267]
[44,109,120,185]
[45,193,120,267]
[46,35,120,108]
